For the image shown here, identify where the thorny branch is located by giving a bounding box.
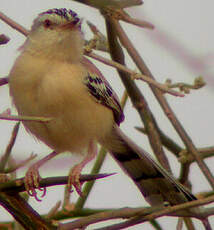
[59,195,214,230]
[108,16,214,189]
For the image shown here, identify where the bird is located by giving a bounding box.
[9,8,196,205]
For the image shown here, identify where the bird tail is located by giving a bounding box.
[102,126,196,206]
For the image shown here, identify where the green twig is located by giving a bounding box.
[0,122,20,171]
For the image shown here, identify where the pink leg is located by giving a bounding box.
[68,141,97,196]
[25,151,58,201]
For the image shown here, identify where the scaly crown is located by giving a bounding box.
[24,8,84,62]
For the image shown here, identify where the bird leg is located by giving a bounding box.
[25,150,58,201]
[68,141,97,196]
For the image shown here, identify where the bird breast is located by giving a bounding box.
[9,53,114,153]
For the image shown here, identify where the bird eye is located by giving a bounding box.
[43,19,52,28]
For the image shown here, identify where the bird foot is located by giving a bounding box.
[68,164,84,196]
[24,165,46,201]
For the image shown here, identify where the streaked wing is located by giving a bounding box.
[82,57,124,125]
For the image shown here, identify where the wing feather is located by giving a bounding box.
[82,57,124,125]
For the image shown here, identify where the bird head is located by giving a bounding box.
[23,8,84,62]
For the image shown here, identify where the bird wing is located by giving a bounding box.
[81,57,196,206]
[110,127,197,205]
[82,57,124,125]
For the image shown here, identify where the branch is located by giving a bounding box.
[165,76,206,94]
[109,17,214,190]
[71,0,143,9]
[0,114,52,123]
[0,11,28,36]
[95,196,214,230]
[105,16,172,172]
[59,195,214,230]
[0,173,115,193]
[101,8,154,29]
[0,193,56,230]
[0,123,20,171]
[179,147,214,164]
[135,126,182,156]
[86,51,184,97]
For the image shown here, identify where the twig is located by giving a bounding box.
[135,126,183,156]
[183,217,196,230]
[105,17,172,172]
[60,195,214,230]
[165,76,206,94]
[0,173,115,193]
[102,8,154,29]
[0,114,52,122]
[72,0,143,9]
[179,147,214,164]
[179,163,191,185]
[95,197,214,230]
[0,193,56,230]
[85,21,109,52]
[202,219,212,230]
[0,11,28,36]
[46,201,61,219]
[86,51,184,97]
[59,206,162,230]
[110,17,214,190]
[0,122,20,171]
[4,153,37,173]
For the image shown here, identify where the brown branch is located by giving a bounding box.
[60,195,214,230]
[0,114,52,123]
[105,17,171,172]
[179,147,214,164]
[110,17,214,190]
[165,76,206,94]
[95,197,214,230]
[0,192,56,230]
[59,206,162,230]
[0,173,115,193]
[135,126,183,156]
[102,8,154,29]
[72,0,143,9]
[0,123,20,171]
[0,11,28,36]
[135,127,193,187]
[86,51,184,97]
[4,153,37,173]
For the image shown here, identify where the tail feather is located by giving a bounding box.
[104,126,196,206]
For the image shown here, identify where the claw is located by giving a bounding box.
[68,165,83,196]
[24,165,46,201]
[67,141,97,196]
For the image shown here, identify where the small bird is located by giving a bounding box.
[9,8,196,205]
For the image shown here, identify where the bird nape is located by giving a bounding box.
[9,8,196,205]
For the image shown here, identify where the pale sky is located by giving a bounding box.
[0,1,214,229]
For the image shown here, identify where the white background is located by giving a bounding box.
[0,0,214,229]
